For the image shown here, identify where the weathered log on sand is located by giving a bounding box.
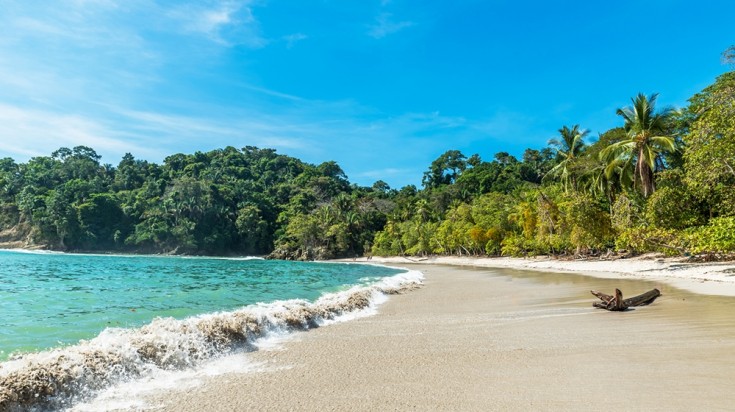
[590,288,661,311]
[591,288,625,310]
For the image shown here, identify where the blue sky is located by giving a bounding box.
[0,0,732,188]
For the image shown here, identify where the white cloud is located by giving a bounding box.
[364,111,468,136]
[368,13,415,39]
[283,33,308,49]
[0,0,274,155]
[167,0,267,48]
[356,167,412,179]
[0,101,323,164]
[0,104,163,162]
[236,83,306,102]
[110,107,316,153]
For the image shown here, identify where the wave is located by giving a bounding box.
[0,248,65,255]
[0,269,423,411]
[216,256,265,261]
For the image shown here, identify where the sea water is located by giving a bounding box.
[0,250,422,410]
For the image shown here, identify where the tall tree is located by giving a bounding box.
[683,71,735,217]
[422,150,467,189]
[545,125,588,191]
[600,93,676,197]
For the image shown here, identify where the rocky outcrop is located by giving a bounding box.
[0,223,42,250]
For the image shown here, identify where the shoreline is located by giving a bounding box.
[355,254,735,297]
[4,244,735,298]
[7,244,734,296]
[150,263,735,411]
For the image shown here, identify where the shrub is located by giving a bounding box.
[562,193,613,252]
[645,186,704,230]
[615,226,684,256]
[610,194,643,232]
[686,217,735,254]
[500,234,528,256]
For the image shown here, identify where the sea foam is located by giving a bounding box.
[0,269,423,411]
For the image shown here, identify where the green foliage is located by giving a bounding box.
[615,226,683,256]
[455,153,530,195]
[544,125,588,191]
[600,93,677,198]
[235,204,271,253]
[77,193,126,248]
[686,217,735,254]
[371,221,404,256]
[683,72,735,217]
[0,146,380,258]
[500,234,529,257]
[422,150,467,189]
[561,193,612,252]
[610,194,642,233]
[644,181,704,230]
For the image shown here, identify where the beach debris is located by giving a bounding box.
[590,288,661,311]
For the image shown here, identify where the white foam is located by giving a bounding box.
[0,248,64,255]
[0,269,424,411]
[69,352,265,412]
[0,249,266,261]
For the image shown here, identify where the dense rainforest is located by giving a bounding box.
[1,69,733,260]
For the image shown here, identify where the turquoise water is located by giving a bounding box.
[0,250,403,360]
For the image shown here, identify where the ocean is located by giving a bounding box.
[0,250,422,410]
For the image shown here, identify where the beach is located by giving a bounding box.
[148,261,735,411]
[369,255,735,297]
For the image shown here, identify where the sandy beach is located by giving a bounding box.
[148,262,735,411]
[368,255,735,297]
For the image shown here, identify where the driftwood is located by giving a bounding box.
[591,288,661,311]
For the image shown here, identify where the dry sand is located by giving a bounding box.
[150,264,735,411]
[368,255,735,297]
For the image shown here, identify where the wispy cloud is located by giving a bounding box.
[0,100,322,164]
[283,33,308,49]
[356,167,414,179]
[108,108,316,153]
[0,104,164,162]
[168,0,267,48]
[368,13,415,39]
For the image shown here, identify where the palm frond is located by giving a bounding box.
[649,135,677,152]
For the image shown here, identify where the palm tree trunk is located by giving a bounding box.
[637,148,654,198]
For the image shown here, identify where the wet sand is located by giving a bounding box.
[151,265,735,411]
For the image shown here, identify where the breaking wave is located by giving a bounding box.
[0,269,422,411]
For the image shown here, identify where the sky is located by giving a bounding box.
[0,0,732,189]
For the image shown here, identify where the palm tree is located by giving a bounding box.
[545,125,588,191]
[600,93,676,198]
[413,199,433,223]
[582,155,633,209]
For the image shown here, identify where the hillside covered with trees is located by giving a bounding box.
[1,68,734,260]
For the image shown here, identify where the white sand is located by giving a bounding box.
[364,255,735,297]
[148,263,735,411]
